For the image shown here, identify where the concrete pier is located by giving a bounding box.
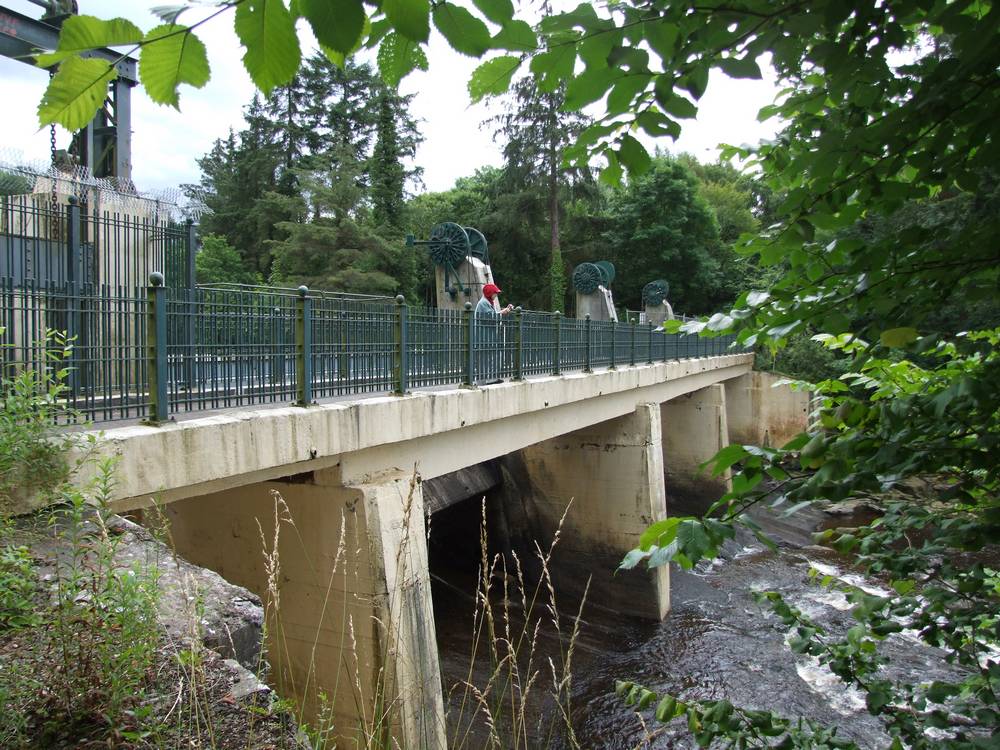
[724,371,812,449]
[661,384,733,506]
[512,403,670,620]
[165,471,445,749]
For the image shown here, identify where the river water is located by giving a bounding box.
[429,495,959,749]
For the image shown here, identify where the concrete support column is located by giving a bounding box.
[512,402,670,620]
[164,472,445,750]
[660,384,732,509]
[724,371,811,448]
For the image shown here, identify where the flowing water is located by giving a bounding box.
[429,496,960,749]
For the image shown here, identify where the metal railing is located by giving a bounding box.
[0,195,745,425]
[1,278,744,425]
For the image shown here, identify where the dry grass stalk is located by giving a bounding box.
[448,496,585,750]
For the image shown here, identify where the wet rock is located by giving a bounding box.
[822,498,882,516]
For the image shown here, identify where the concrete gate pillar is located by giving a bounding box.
[164,471,445,750]
[660,384,732,508]
[512,402,670,620]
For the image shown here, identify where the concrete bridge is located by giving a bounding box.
[3,199,809,746]
[71,351,806,748]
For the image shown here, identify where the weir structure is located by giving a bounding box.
[3,202,810,747]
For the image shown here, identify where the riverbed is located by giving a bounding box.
[430,496,956,749]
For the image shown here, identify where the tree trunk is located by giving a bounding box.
[547,109,564,312]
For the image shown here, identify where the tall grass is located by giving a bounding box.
[447,498,587,750]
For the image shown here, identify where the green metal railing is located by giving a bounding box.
[0,198,747,425]
[2,275,745,425]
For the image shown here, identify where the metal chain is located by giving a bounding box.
[48,67,60,240]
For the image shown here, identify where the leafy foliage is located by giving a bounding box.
[605,156,721,313]
[195,234,261,286]
[0,329,77,514]
[0,543,39,631]
[39,3,1000,744]
[487,77,594,311]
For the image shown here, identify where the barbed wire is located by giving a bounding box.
[0,147,211,222]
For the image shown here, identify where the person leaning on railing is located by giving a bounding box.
[475,283,513,383]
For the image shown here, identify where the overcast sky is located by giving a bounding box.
[1,0,781,197]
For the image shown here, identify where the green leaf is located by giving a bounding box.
[491,20,536,52]
[468,56,520,102]
[607,74,650,114]
[433,2,491,57]
[377,31,429,87]
[564,66,621,109]
[675,520,711,566]
[139,25,210,108]
[679,65,709,100]
[637,110,680,138]
[618,548,647,570]
[35,15,143,66]
[705,444,747,476]
[150,5,189,24]
[599,151,623,186]
[617,134,651,177]
[383,0,429,42]
[37,56,116,130]
[234,0,301,95]
[638,517,680,550]
[615,680,633,696]
[717,55,762,79]
[658,92,697,120]
[472,0,514,26]
[644,20,678,60]
[300,0,365,55]
[530,42,577,92]
[655,694,678,722]
[879,327,918,348]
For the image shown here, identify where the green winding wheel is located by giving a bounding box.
[642,279,670,306]
[465,227,489,263]
[594,260,615,287]
[572,262,603,294]
[573,260,616,294]
[428,222,470,267]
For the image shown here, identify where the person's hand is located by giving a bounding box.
[503,304,514,314]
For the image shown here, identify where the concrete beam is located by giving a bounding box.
[77,354,752,512]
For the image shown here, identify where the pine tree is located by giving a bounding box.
[489,77,593,311]
[188,53,424,287]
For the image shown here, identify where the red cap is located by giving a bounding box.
[483,283,501,298]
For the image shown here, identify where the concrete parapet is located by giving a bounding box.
[164,471,445,749]
[661,384,732,511]
[509,403,670,620]
[724,371,810,449]
[81,353,752,514]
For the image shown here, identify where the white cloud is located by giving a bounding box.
[1,1,780,196]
